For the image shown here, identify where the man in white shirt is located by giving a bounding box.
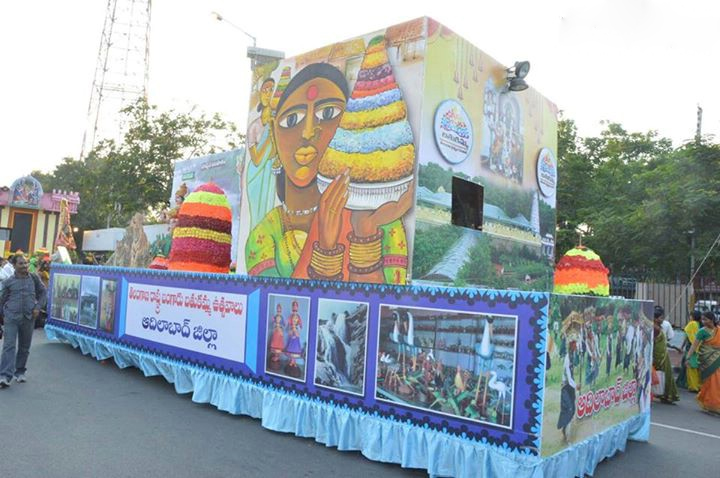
[654,305,675,341]
[0,257,14,291]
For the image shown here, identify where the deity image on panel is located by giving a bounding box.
[313,299,369,396]
[265,294,311,382]
[375,305,517,428]
[479,78,524,184]
[78,276,100,329]
[50,274,81,324]
[99,279,117,333]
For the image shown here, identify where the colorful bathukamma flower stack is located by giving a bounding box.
[553,246,610,296]
[320,35,415,190]
[271,66,291,111]
[168,183,232,274]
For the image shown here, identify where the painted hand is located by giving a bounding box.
[351,181,415,237]
[318,169,350,250]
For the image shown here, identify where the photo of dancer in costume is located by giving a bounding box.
[265,294,310,382]
[541,296,653,457]
[99,279,117,333]
[375,305,517,428]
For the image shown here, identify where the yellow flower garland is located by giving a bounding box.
[339,101,406,130]
[173,227,232,245]
[362,50,390,69]
[321,144,415,182]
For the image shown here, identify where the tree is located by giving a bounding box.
[34,99,243,231]
[556,115,720,282]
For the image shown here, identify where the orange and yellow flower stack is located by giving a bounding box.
[553,246,610,296]
[168,183,232,274]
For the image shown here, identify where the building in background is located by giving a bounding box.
[0,176,80,255]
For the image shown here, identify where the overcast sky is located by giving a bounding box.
[1,0,717,185]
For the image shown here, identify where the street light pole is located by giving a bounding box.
[211,12,283,70]
[211,11,256,47]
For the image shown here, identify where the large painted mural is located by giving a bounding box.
[237,20,425,285]
[236,17,558,291]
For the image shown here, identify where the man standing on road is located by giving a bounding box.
[0,254,46,388]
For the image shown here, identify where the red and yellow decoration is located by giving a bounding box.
[168,183,232,274]
[553,246,610,296]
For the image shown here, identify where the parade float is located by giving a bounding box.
[45,18,653,478]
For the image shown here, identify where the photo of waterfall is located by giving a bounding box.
[313,299,369,396]
[265,294,311,382]
[375,304,518,428]
[78,276,100,329]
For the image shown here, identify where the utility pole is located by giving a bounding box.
[695,105,703,144]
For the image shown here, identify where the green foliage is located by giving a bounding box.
[418,162,453,192]
[480,182,532,219]
[412,224,464,278]
[556,115,720,281]
[457,234,493,285]
[32,99,243,231]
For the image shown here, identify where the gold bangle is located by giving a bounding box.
[349,239,382,268]
[308,265,343,282]
[349,254,382,269]
[349,241,382,254]
[310,246,344,276]
[348,259,383,275]
[310,257,343,276]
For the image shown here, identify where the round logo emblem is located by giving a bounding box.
[536,147,557,197]
[433,100,473,164]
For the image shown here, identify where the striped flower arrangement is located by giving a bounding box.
[553,246,610,296]
[168,182,232,274]
[320,35,415,183]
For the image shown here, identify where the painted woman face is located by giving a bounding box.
[273,77,345,188]
[260,80,274,107]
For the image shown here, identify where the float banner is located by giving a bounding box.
[124,283,248,363]
[47,264,548,455]
[540,294,653,457]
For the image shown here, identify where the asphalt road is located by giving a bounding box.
[1,330,719,478]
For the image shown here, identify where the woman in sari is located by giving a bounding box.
[685,311,720,414]
[246,78,279,230]
[652,312,680,403]
[678,310,702,391]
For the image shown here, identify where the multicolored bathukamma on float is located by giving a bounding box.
[553,245,610,296]
[318,35,415,210]
[168,182,232,273]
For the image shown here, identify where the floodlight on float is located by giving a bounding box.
[503,60,531,93]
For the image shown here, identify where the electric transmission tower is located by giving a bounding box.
[80,0,152,158]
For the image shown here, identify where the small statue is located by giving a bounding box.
[54,198,77,251]
[165,183,188,227]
